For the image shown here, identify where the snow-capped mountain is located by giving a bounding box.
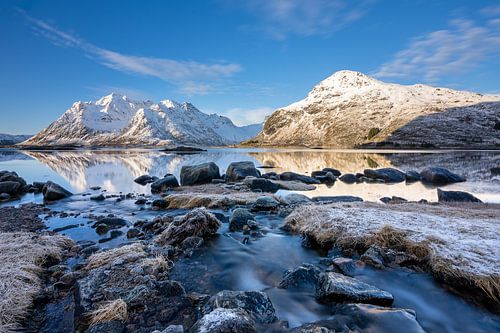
[23,93,262,146]
[0,133,32,145]
[248,70,500,148]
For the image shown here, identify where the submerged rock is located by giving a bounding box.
[290,303,426,333]
[134,174,157,185]
[312,196,363,203]
[364,168,406,183]
[90,194,105,201]
[278,263,322,289]
[437,189,482,203]
[42,181,72,201]
[226,161,261,182]
[203,290,278,324]
[229,208,255,231]
[151,175,180,193]
[157,208,221,246]
[315,272,394,306]
[191,308,256,333]
[405,170,422,182]
[253,196,279,211]
[380,196,408,204]
[420,167,465,184]
[279,172,320,184]
[0,181,21,195]
[180,162,220,186]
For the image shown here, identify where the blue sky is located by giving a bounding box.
[1,0,499,134]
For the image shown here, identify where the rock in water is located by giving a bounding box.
[290,303,426,333]
[180,162,220,186]
[243,177,280,193]
[134,174,157,185]
[151,175,180,193]
[226,161,261,182]
[420,167,465,184]
[312,196,363,203]
[338,173,357,184]
[157,208,221,246]
[279,172,320,184]
[203,290,278,324]
[229,208,255,231]
[315,272,393,306]
[253,196,279,211]
[278,263,322,289]
[437,189,482,203]
[405,170,422,182]
[363,168,406,183]
[42,181,72,201]
[0,181,21,195]
[191,308,256,333]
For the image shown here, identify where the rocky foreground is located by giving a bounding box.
[0,163,498,333]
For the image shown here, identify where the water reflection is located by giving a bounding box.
[0,148,498,202]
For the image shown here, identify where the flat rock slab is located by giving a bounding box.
[315,272,394,306]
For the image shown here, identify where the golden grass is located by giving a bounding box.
[86,243,145,270]
[141,254,173,275]
[87,299,128,325]
[0,232,73,333]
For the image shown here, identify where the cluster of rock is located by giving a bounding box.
[0,170,72,202]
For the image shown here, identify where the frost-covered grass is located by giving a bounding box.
[164,192,269,209]
[86,243,146,270]
[0,232,73,333]
[87,299,128,325]
[284,202,500,305]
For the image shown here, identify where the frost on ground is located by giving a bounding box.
[284,202,500,305]
[0,232,73,333]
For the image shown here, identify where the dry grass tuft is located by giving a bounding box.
[86,243,145,270]
[370,225,431,259]
[0,232,73,333]
[87,299,128,325]
[141,254,173,274]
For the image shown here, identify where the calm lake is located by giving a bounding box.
[1,148,499,203]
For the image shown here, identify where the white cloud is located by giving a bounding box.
[221,107,274,126]
[23,11,242,94]
[231,0,375,39]
[374,14,500,83]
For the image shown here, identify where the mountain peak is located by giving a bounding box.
[96,92,129,106]
[316,70,381,91]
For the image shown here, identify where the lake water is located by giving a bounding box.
[1,148,499,203]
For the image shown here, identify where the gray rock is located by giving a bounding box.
[322,168,342,177]
[151,326,184,333]
[229,208,255,231]
[191,308,256,333]
[279,172,320,184]
[312,196,363,203]
[42,181,72,201]
[86,320,125,333]
[135,198,147,205]
[361,246,420,268]
[127,228,142,238]
[405,170,422,182]
[278,263,322,289]
[243,177,280,193]
[97,217,128,228]
[253,196,279,211]
[152,198,168,208]
[203,290,278,324]
[315,272,394,306]
[280,193,312,205]
[290,303,426,333]
[363,168,406,183]
[420,167,465,184]
[180,162,220,186]
[0,193,10,201]
[151,175,179,193]
[226,161,261,182]
[330,257,357,276]
[379,196,408,204]
[90,194,105,201]
[437,189,482,203]
[134,174,156,185]
[0,181,21,195]
[338,173,357,184]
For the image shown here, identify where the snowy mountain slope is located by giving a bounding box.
[22,93,261,146]
[248,70,500,148]
[0,134,32,145]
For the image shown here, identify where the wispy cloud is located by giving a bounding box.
[221,107,274,126]
[230,0,375,39]
[22,11,242,94]
[374,11,500,83]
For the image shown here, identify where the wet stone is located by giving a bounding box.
[229,208,255,231]
[191,308,256,333]
[278,263,322,289]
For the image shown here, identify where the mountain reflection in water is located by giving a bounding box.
[1,148,498,202]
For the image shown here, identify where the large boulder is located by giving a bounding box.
[290,303,426,333]
[226,161,260,182]
[42,181,72,201]
[156,208,221,246]
[0,171,27,186]
[134,174,157,185]
[203,290,278,324]
[191,308,256,333]
[0,181,21,195]
[180,162,220,186]
[437,189,482,203]
[229,208,255,231]
[243,177,280,193]
[151,175,180,193]
[363,168,406,183]
[278,263,322,289]
[420,167,465,184]
[315,272,393,306]
[279,172,320,184]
